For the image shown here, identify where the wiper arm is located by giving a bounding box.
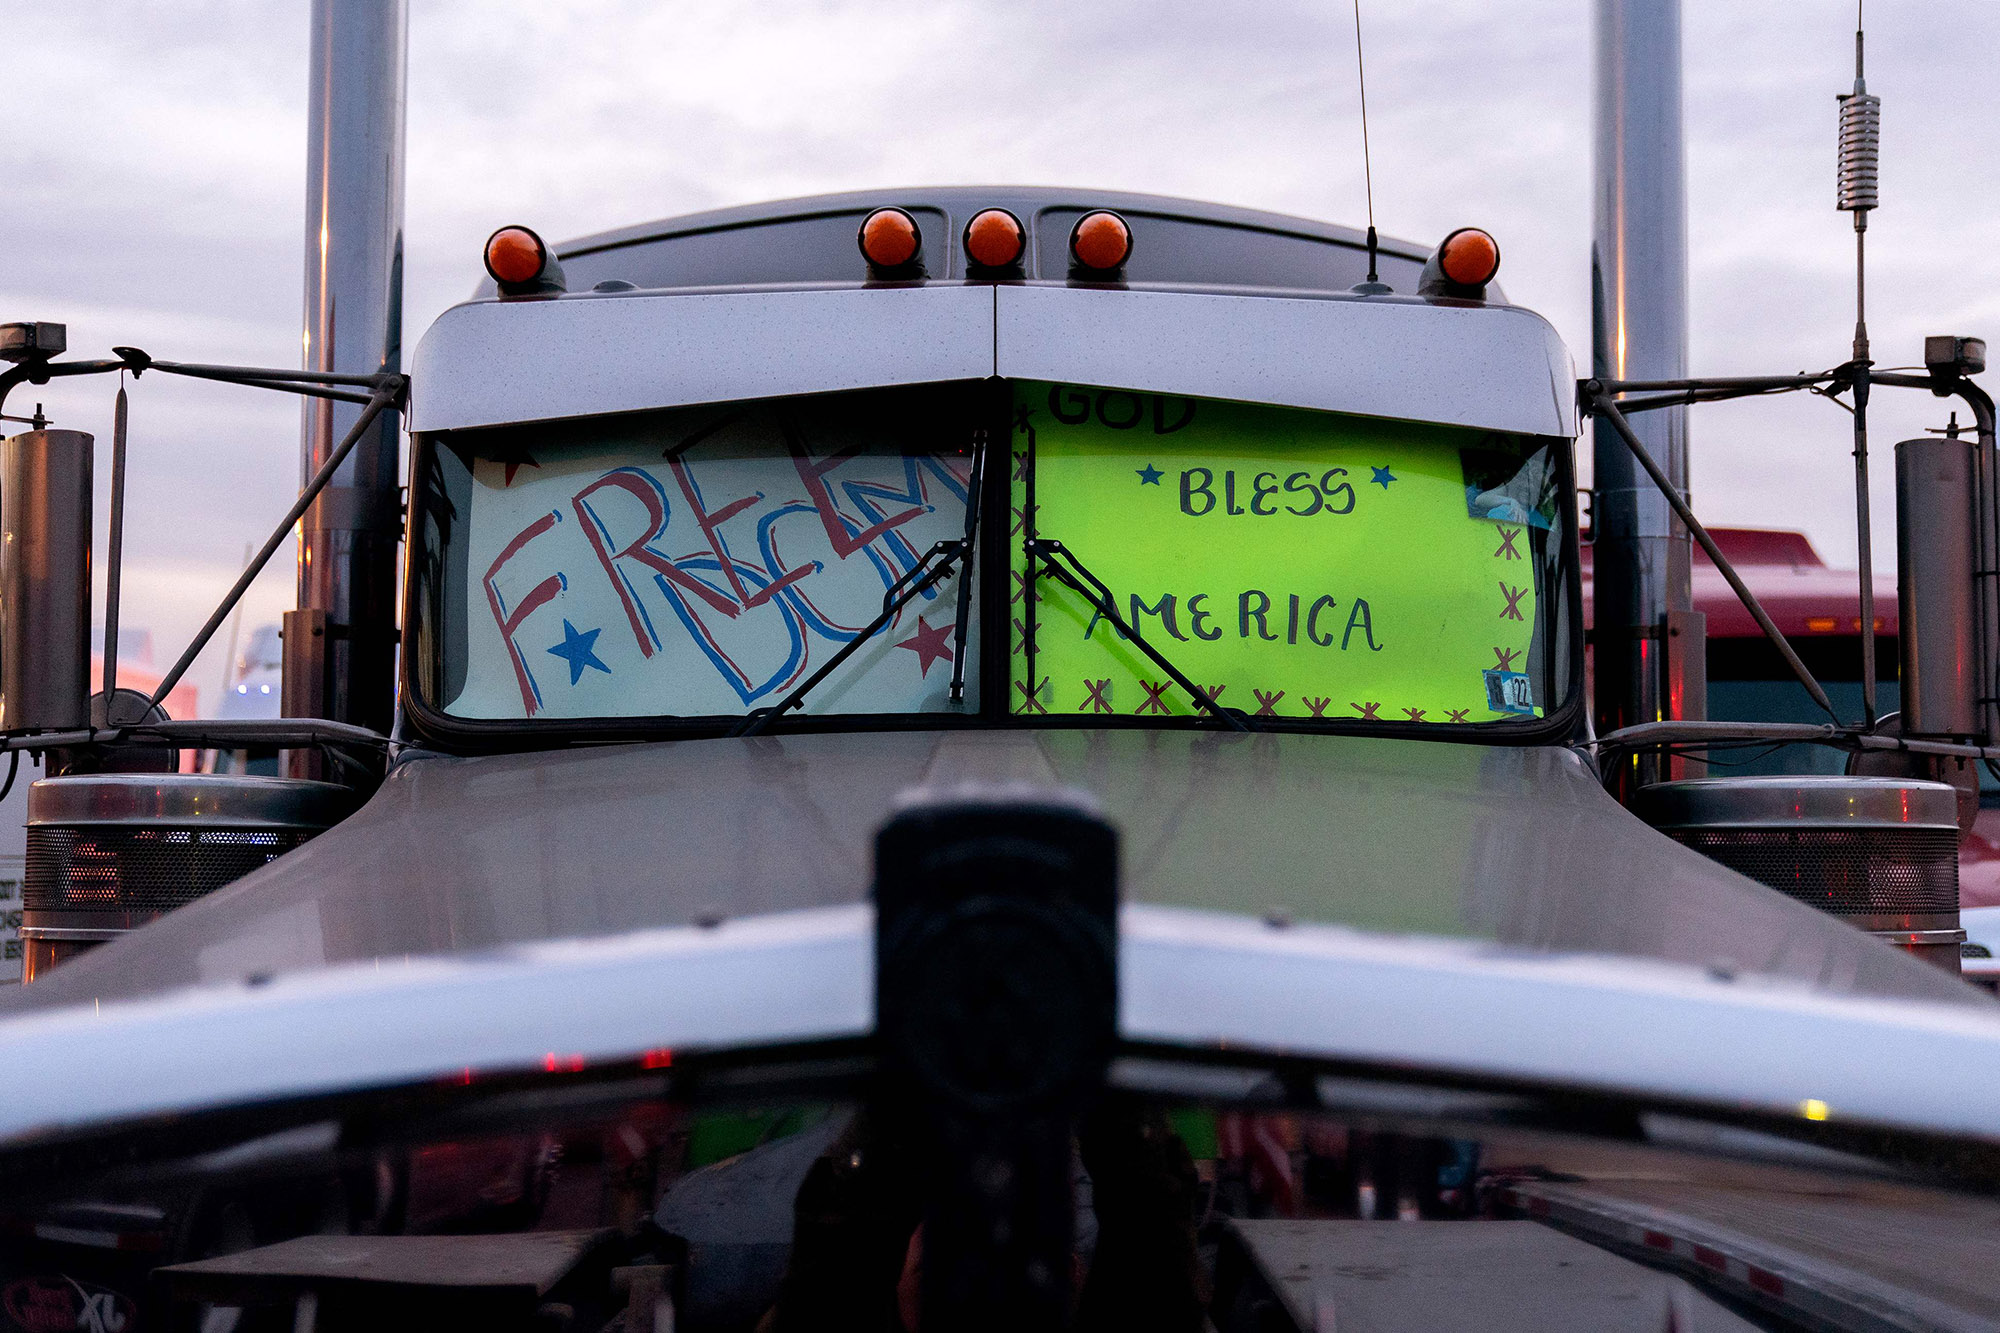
[733,539,969,737]
[1026,538,1252,732]
[947,429,987,704]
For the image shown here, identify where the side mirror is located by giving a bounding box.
[0,426,92,733]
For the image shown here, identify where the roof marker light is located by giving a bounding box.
[1438,228,1501,287]
[1070,211,1133,273]
[859,207,923,271]
[964,208,1026,271]
[484,226,549,288]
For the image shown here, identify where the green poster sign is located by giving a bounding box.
[1010,382,1550,723]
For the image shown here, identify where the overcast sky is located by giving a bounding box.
[4,0,1997,714]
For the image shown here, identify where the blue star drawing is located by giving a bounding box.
[547,619,610,685]
[1370,466,1397,489]
[1136,463,1164,486]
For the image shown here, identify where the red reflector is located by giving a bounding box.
[964,208,1026,269]
[859,208,922,269]
[1438,228,1501,287]
[484,226,547,286]
[1070,211,1132,272]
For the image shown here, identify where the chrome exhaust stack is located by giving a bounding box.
[1591,0,1701,793]
[289,0,408,768]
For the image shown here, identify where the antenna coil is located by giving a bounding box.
[1837,89,1881,213]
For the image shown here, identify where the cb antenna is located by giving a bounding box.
[1351,0,1392,295]
[1837,0,1882,725]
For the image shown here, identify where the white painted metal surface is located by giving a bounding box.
[3,904,1999,1152]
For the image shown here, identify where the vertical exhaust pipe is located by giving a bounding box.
[1593,0,1701,791]
[290,0,407,763]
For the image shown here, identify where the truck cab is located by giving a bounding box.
[2,189,1994,1333]
[12,186,1972,1025]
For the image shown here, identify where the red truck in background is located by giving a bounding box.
[1583,529,2000,985]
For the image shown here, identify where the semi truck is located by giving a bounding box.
[2,4,2000,1329]
[0,182,1995,1332]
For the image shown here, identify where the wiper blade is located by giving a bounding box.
[1026,538,1252,732]
[733,539,970,737]
[947,428,987,704]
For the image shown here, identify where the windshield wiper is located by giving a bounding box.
[732,539,971,737]
[1026,538,1252,732]
[947,429,987,704]
[734,437,984,737]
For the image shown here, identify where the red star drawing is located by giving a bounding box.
[503,456,540,486]
[895,614,954,678]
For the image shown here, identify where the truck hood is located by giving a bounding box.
[3,729,1979,1012]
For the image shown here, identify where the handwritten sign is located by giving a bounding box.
[1010,382,1550,722]
[449,399,978,719]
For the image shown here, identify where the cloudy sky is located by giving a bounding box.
[4,0,1997,714]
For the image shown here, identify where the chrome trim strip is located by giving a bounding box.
[1868,928,1968,946]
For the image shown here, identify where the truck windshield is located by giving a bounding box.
[412,381,1574,730]
[1012,383,1570,725]
[415,384,982,721]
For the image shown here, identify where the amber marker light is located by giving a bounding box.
[1438,227,1501,288]
[1070,210,1133,273]
[859,208,923,270]
[484,226,548,287]
[964,208,1026,270]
